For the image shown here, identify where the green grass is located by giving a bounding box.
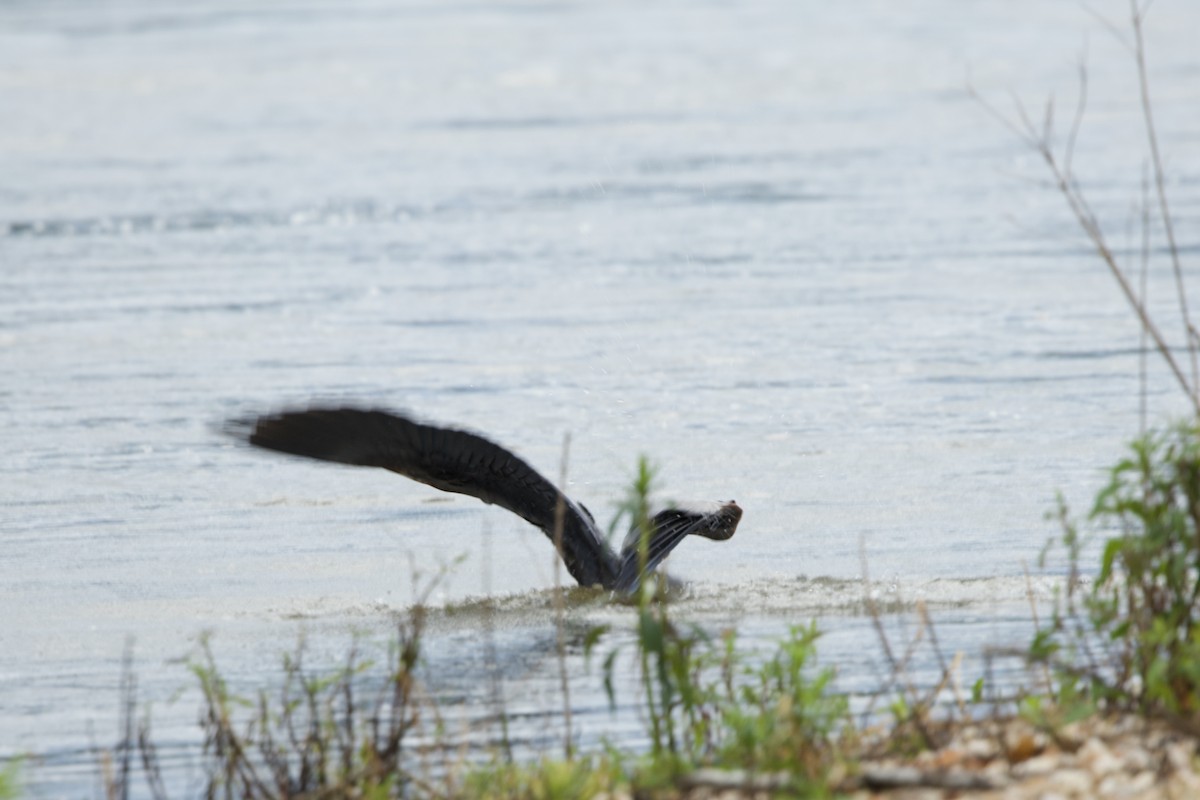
[1032,422,1200,729]
[0,758,21,800]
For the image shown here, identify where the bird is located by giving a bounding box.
[226,406,742,593]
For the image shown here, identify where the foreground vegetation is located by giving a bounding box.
[66,419,1199,799]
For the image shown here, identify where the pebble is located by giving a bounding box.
[837,713,1200,799]
[1011,753,1058,778]
[1078,737,1122,777]
[1045,767,1092,796]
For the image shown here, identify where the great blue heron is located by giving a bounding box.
[227,406,741,593]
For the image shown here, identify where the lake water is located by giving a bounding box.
[3,0,1198,794]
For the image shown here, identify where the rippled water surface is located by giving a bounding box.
[3,0,1199,793]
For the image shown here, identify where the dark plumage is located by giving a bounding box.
[227,406,742,593]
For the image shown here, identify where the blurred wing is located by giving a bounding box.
[227,406,615,587]
[612,508,709,593]
[612,502,742,593]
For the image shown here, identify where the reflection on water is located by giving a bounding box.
[2,0,1198,792]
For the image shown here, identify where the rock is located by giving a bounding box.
[1126,770,1157,794]
[1119,745,1155,773]
[1167,769,1200,796]
[1011,753,1060,779]
[1096,773,1123,796]
[1044,767,1093,796]
[841,713,1198,800]
[1164,740,1196,772]
[1077,737,1121,777]
[965,736,996,761]
[1056,721,1088,751]
[1005,731,1043,764]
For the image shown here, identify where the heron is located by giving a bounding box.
[227,406,742,593]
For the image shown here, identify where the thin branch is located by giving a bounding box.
[966,82,1033,144]
[1042,92,1056,145]
[1139,163,1152,435]
[1131,0,1197,392]
[1011,89,1042,144]
[1063,54,1088,179]
[974,7,1197,414]
[1083,4,1135,53]
[1004,83,1198,413]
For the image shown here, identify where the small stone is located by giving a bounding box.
[1164,740,1196,772]
[1120,746,1155,774]
[1097,774,1123,796]
[1126,770,1156,794]
[1012,752,1059,778]
[1045,767,1093,796]
[1167,769,1200,795]
[1057,721,1088,750]
[1078,737,1121,777]
[1111,715,1139,736]
[931,747,965,770]
[886,789,941,800]
[1006,731,1043,763]
[965,737,996,760]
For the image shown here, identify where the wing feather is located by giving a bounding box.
[228,406,617,587]
[612,503,743,593]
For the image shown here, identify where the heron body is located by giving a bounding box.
[228,406,742,593]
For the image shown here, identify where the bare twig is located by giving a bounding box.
[1083,4,1134,53]
[136,720,169,800]
[116,640,135,800]
[1063,55,1088,180]
[1022,561,1054,695]
[916,603,968,718]
[1130,0,1197,386]
[971,74,1199,414]
[859,539,937,749]
[1139,163,1152,434]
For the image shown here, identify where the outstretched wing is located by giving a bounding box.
[227,406,617,588]
[612,501,742,593]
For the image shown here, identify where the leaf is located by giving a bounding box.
[583,624,612,661]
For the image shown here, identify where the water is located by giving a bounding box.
[3,0,1199,793]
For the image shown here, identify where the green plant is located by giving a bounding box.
[592,456,848,791]
[178,566,449,800]
[604,456,707,767]
[0,757,21,800]
[460,754,621,800]
[717,623,847,781]
[1036,422,1200,725]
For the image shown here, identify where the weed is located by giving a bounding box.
[591,456,848,792]
[716,624,847,780]
[1035,423,1200,728]
[0,758,21,800]
[974,0,1200,735]
[459,754,621,800]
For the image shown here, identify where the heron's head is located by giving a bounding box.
[693,500,742,541]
